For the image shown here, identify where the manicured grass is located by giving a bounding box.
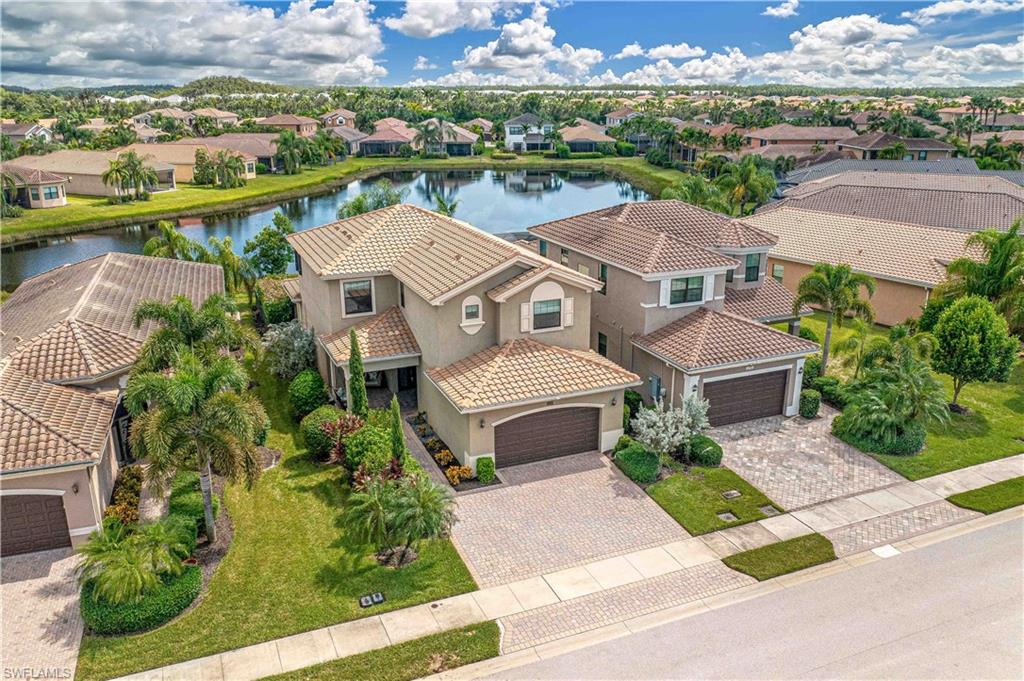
[772,311,888,381]
[76,357,476,681]
[266,622,500,681]
[647,467,783,535]
[723,534,837,581]
[948,477,1024,514]
[1,155,685,243]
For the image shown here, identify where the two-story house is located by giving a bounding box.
[604,107,642,127]
[287,205,640,474]
[528,200,817,427]
[320,108,357,128]
[503,113,556,152]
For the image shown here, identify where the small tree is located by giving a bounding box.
[677,393,710,462]
[193,148,216,186]
[348,328,368,419]
[932,296,1018,407]
[388,395,407,462]
[792,263,876,372]
[243,212,295,276]
[261,320,314,380]
[631,397,690,456]
[391,477,455,565]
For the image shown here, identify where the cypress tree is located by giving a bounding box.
[348,328,368,419]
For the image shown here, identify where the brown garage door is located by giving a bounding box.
[703,370,789,426]
[494,407,600,468]
[1,495,72,557]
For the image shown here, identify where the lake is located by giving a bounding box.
[2,169,648,291]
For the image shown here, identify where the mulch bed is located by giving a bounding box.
[406,415,501,492]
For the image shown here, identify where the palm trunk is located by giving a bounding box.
[821,313,834,372]
[199,458,217,543]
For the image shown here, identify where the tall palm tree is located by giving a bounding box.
[275,130,305,174]
[714,156,776,215]
[207,235,245,292]
[212,150,246,188]
[126,351,266,543]
[661,175,731,214]
[119,151,158,197]
[952,114,979,146]
[940,220,1024,333]
[413,120,443,154]
[792,263,877,372]
[101,156,128,200]
[143,221,211,262]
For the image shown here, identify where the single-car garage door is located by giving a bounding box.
[703,370,789,426]
[1,495,72,557]
[494,407,600,468]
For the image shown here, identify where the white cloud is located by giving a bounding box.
[645,42,706,60]
[901,0,1024,25]
[905,35,1024,75]
[413,56,438,71]
[763,0,799,18]
[1,0,387,87]
[384,0,505,38]
[613,42,645,59]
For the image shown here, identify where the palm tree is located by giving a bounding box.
[101,155,128,200]
[792,263,877,372]
[132,294,257,374]
[952,114,979,146]
[126,350,266,543]
[391,477,455,564]
[207,236,245,292]
[413,120,443,154]
[212,150,246,188]
[878,142,908,160]
[661,175,731,214]
[275,130,305,174]
[143,221,211,262]
[940,220,1024,333]
[433,192,460,217]
[714,156,776,215]
[861,325,937,372]
[119,151,158,197]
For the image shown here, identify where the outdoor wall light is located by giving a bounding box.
[71,483,79,494]
[479,418,485,429]
[611,396,617,406]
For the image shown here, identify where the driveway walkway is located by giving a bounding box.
[451,452,689,587]
[1,548,83,680]
[716,408,905,510]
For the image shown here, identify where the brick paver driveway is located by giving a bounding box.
[716,408,905,511]
[1,548,83,679]
[451,452,689,588]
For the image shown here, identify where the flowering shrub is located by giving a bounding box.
[322,414,365,463]
[424,436,445,454]
[445,465,474,487]
[433,449,455,467]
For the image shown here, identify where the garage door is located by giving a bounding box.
[1,495,72,557]
[703,370,789,426]
[494,407,600,468]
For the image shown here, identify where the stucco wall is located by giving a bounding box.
[418,372,471,461]
[497,278,592,350]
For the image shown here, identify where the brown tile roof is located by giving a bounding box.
[776,172,1024,231]
[722,278,811,322]
[837,132,955,151]
[746,124,854,141]
[559,124,614,143]
[260,114,317,126]
[320,108,356,121]
[118,143,256,164]
[190,107,238,119]
[486,266,547,301]
[465,118,493,132]
[632,308,818,371]
[280,277,302,303]
[1,253,224,382]
[1,367,116,472]
[172,133,279,158]
[319,307,420,364]
[744,207,975,286]
[421,119,479,144]
[0,163,67,186]
[10,150,174,176]
[529,200,778,275]
[363,120,417,143]
[427,338,640,412]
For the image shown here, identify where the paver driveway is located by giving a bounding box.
[716,407,905,510]
[1,548,83,679]
[451,452,689,588]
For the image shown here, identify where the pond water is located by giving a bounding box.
[2,169,648,291]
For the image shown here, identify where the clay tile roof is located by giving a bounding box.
[427,338,640,412]
[529,200,778,275]
[486,266,548,301]
[744,207,975,286]
[722,277,812,322]
[0,367,116,472]
[261,113,317,126]
[280,277,302,303]
[837,132,954,151]
[559,124,614,143]
[0,163,67,186]
[1,253,224,382]
[747,124,854,141]
[319,307,420,364]
[632,308,818,371]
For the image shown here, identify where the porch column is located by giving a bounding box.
[786,358,806,416]
[384,369,399,395]
[788,318,801,336]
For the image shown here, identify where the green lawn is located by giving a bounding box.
[723,534,837,581]
[267,622,500,681]
[948,477,1024,514]
[647,467,783,535]
[76,358,476,681]
[1,155,685,244]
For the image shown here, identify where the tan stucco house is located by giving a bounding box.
[118,143,257,183]
[287,205,640,473]
[528,200,818,426]
[0,254,224,555]
[0,163,68,208]
[9,150,176,197]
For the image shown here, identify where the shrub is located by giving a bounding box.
[570,151,604,159]
[255,162,268,174]
[345,425,392,473]
[917,297,953,333]
[554,143,570,159]
[262,321,314,380]
[615,141,636,156]
[445,465,474,486]
[472,141,485,155]
[832,413,927,456]
[622,404,631,432]
[81,566,201,635]
[300,405,344,460]
[645,148,670,167]
[419,151,449,159]
[323,413,367,462]
[398,144,415,158]
[104,466,144,524]
[614,435,635,454]
[812,376,848,409]
[689,435,723,467]
[798,327,820,343]
[261,296,294,325]
[624,390,644,421]
[615,442,660,484]
[476,457,495,484]
[596,142,616,155]
[424,436,445,453]
[434,449,455,467]
[491,152,517,160]
[288,369,327,418]
[799,389,821,419]
[802,355,822,389]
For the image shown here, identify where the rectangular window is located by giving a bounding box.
[508,126,523,135]
[726,267,734,283]
[597,332,608,357]
[30,188,39,200]
[538,239,548,257]
[772,263,785,283]
[669,276,704,305]
[577,263,590,277]
[543,125,553,133]
[599,263,608,295]
[745,253,760,281]
[464,304,480,321]
[343,279,373,316]
[532,299,561,330]
[295,252,303,275]
[918,151,927,160]
[399,282,405,308]
[560,247,570,266]
[43,186,59,200]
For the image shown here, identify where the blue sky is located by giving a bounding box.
[1,1,1021,89]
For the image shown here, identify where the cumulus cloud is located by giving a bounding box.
[611,41,705,60]
[763,0,799,18]
[901,0,1024,25]
[613,42,645,59]
[905,34,1024,75]
[413,56,438,70]
[1,0,387,87]
[384,0,504,38]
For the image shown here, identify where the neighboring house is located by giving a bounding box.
[259,114,318,137]
[1,122,53,145]
[190,107,240,128]
[9,150,176,196]
[604,107,642,127]
[770,171,1024,232]
[0,164,68,209]
[327,126,368,155]
[559,121,615,152]
[0,253,223,555]
[835,132,955,160]
[173,133,279,171]
[780,109,815,122]
[464,118,494,141]
[528,200,818,426]
[780,158,982,187]
[746,207,974,326]
[360,118,417,156]
[975,130,1024,147]
[117,143,256,183]
[287,204,638,474]
[132,107,195,128]
[418,118,480,156]
[985,113,1024,131]
[504,113,556,152]
[745,124,854,147]
[320,108,357,128]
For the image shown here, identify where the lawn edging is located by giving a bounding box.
[722,534,837,581]
[947,477,1024,514]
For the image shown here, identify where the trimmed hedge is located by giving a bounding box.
[832,413,927,456]
[689,435,723,467]
[614,434,635,453]
[345,425,391,473]
[811,376,849,409]
[799,389,821,419]
[301,405,344,460]
[476,457,495,484]
[288,369,328,418]
[802,356,822,390]
[569,151,605,159]
[81,566,201,635]
[615,442,660,484]
[491,152,517,160]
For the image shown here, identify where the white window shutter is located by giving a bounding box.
[520,302,531,332]
[703,275,714,301]
[564,297,574,327]
[659,280,670,306]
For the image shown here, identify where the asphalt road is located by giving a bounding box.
[490,518,1024,680]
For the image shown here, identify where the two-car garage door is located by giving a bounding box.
[494,407,600,468]
[703,370,789,426]
[1,495,72,557]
